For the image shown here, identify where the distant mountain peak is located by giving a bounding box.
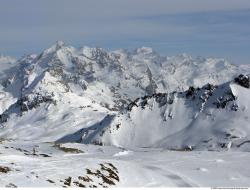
[135,46,154,54]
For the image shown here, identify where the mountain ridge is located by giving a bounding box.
[0,42,250,151]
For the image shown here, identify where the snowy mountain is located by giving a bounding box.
[81,78,250,151]
[0,42,250,187]
[0,41,250,149]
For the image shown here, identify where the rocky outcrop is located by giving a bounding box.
[18,93,56,112]
[234,74,250,88]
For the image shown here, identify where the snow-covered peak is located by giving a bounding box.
[135,46,154,55]
[39,41,68,59]
[80,46,95,57]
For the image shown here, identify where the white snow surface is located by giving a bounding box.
[1,141,250,187]
[0,42,250,187]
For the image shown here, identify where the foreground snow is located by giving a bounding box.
[1,141,250,187]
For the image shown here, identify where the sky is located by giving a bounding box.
[0,0,250,64]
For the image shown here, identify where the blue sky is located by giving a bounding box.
[0,0,250,64]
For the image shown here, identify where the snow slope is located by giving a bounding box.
[76,78,250,151]
[1,141,250,187]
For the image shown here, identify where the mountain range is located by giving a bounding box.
[0,42,250,187]
[0,41,250,151]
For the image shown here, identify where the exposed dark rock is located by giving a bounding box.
[154,93,168,107]
[234,74,250,88]
[127,92,174,111]
[170,146,193,151]
[0,113,9,123]
[18,93,56,112]
[5,183,17,188]
[186,86,195,98]
[85,162,119,187]
[116,123,121,130]
[53,144,84,153]
[73,181,86,187]
[47,179,55,184]
[0,166,11,173]
[231,102,239,111]
[214,91,236,109]
[127,100,139,111]
[141,98,148,109]
[64,177,72,186]
[204,83,217,91]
